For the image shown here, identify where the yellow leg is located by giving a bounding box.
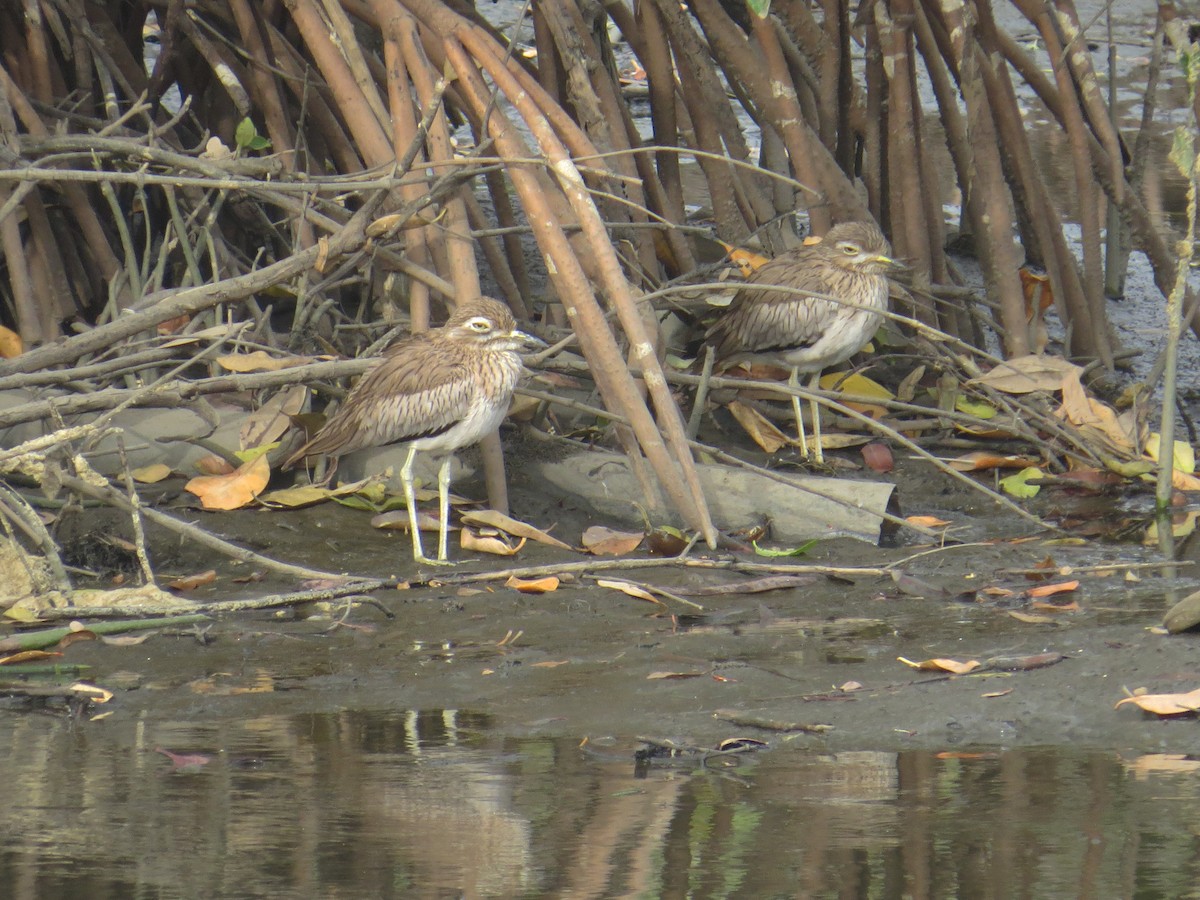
[788,368,809,459]
[436,455,453,562]
[401,447,452,566]
[808,371,824,464]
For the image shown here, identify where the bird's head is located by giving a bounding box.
[823,221,897,275]
[444,297,546,352]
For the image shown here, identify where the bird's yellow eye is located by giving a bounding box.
[467,317,491,332]
[840,243,859,255]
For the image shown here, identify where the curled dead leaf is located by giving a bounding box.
[1115,688,1200,716]
[460,528,525,556]
[167,570,217,591]
[898,656,981,675]
[461,510,573,550]
[131,463,173,484]
[595,578,664,605]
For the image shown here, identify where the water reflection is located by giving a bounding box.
[3,708,1200,898]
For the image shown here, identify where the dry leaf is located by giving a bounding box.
[1026,580,1079,598]
[1058,367,1137,455]
[460,510,573,550]
[216,350,314,373]
[260,477,374,509]
[898,656,981,675]
[595,578,664,605]
[1115,688,1200,716]
[370,509,449,532]
[167,570,217,591]
[242,384,308,449]
[505,575,559,593]
[530,660,570,668]
[460,528,525,556]
[906,515,951,527]
[581,525,644,556]
[727,399,791,453]
[131,463,173,484]
[970,355,1081,394]
[947,451,1041,472]
[982,688,1014,698]
[185,456,270,510]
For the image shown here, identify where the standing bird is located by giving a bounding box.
[702,220,896,463]
[284,297,544,565]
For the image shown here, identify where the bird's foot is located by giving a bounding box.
[413,554,456,567]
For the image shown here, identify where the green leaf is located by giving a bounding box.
[746,0,771,18]
[999,466,1043,499]
[234,117,259,150]
[751,538,818,558]
[247,135,271,151]
[234,442,279,463]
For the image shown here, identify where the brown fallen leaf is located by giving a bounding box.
[970,354,1081,394]
[186,455,270,509]
[1058,367,1138,456]
[985,652,1067,671]
[982,689,1014,698]
[898,656,981,675]
[646,670,706,680]
[1026,580,1079,598]
[581,525,644,556]
[460,510,574,551]
[530,660,570,668]
[906,514,951,528]
[167,570,218,591]
[369,509,450,532]
[947,451,1041,472]
[1115,688,1200,716]
[505,575,559,593]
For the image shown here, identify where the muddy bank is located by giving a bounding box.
[19,449,1198,758]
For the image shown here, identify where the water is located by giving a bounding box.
[4,707,1199,899]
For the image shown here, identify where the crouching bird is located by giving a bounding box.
[283,296,544,565]
[702,220,896,463]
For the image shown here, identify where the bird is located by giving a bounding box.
[701,220,896,464]
[283,296,545,565]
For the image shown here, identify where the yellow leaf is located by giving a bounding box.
[131,463,173,484]
[1145,433,1196,474]
[727,399,791,453]
[596,579,664,605]
[897,656,981,675]
[819,371,894,400]
[1115,688,1200,716]
[505,575,559,593]
[581,526,644,556]
[460,528,525,556]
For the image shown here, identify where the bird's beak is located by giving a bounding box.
[875,254,904,270]
[512,329,548,350]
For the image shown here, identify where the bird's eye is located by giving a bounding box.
[467,318,491,332]
[840,243,859,255]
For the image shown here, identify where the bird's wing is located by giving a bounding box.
[707,254,848,357]
[288,337,475,461]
